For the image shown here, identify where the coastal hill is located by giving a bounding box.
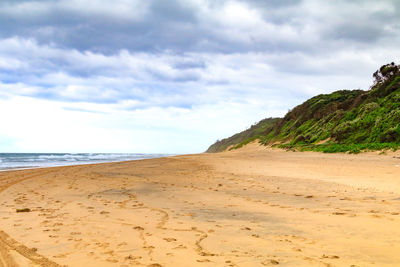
[207,62,400,153]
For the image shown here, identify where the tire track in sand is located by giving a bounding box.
[0,169,62,267]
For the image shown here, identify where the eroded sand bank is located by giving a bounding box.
[0,144,400,266]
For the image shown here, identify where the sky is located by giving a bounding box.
[1,0,400,153]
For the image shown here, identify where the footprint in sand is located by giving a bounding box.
[126,255,142,260]
[53,254,67,258]
[173,244,187,249]
[163,238,177,242]
[322,254,340,259]
[197,259,211,262]
[332,212,346,215]
[261,259,280,265]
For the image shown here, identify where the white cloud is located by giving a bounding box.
[0,95,278,153]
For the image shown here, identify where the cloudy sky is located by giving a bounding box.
[1,0,400,153]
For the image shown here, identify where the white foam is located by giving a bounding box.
[0,153,172,170]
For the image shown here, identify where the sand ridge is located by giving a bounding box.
[0,145,400,266]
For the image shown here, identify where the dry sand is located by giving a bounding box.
[0,143,400,266]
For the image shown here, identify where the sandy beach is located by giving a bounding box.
[1,144,400,267]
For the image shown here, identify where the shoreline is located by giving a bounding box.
[0,154,176,173]
[1,144,400,266]
[1,145,398,173]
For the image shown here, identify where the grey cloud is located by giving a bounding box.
[173,59,206,70]
[1,0,398,55]
[0,0,201,53]
[244,0,302,7]
[329,22,383,42]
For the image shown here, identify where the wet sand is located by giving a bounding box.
[0,144,400,266]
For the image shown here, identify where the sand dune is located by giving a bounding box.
[0,144,400,266]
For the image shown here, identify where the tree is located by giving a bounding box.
[372,62,400,87]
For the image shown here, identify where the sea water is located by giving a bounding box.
[0,153,171,171]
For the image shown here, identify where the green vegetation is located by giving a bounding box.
[207,62,400,153]
[277,143,398,154]
[206,118,279,153]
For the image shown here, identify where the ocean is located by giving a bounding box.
[0,153,171,171]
